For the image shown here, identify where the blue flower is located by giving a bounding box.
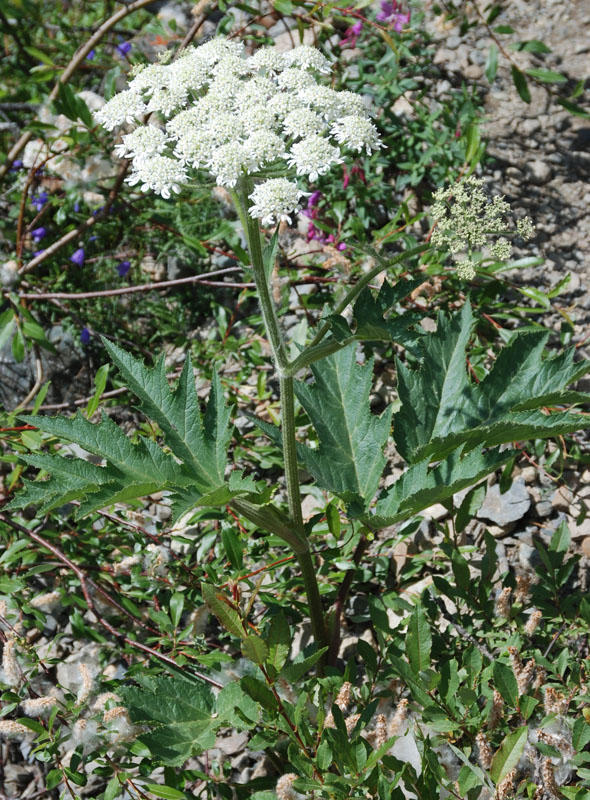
[86,49,96,60]
[116,41,132,57]
[31,227,47,243]
[80,327,91,345]
[31,192,49,211]
[117,260,131,278]
[70,248,85,267]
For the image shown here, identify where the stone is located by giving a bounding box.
[521,118,541,136]
[552,486,573,512]
[464,64,483,80]
[519,542,541,571]
[581,537,590,557]
[477,478,531,526]
[422,503,450,521]
[567,514,590,539]
[526,159,553,185]
[506,166,524,181]
[534,500,553,518]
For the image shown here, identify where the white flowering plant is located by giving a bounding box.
[4,32,590,800]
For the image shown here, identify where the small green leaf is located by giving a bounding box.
[241,634,269,666]
[510,40,552,53]
[104,775,121,800]
[549,521,570,553]
[526,68,567,83]
[485,44,498,82]
[280,647,328,681]
[201,583,244,639]
[493,660,519,707]
[316,739,333,771]
[267,613,291,673]
[511,66,531,103]
[221,527,243,570]
[490,727,528,784]
[143,784,187,799]
[46,769,63,790]
[240,675,277,712]
[169,592,185,628]
[405,604,432,673]
[573,717,590,751]
[557,98,590,119]
[86,363,109,418]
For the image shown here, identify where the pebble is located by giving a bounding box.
[581,537,590,557]
[534,500,553,518]
[552,486,573,512]
[526,159,553,185]
[477,478,531,526]
[521,118,541,136]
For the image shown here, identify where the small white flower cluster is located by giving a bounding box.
[430,176,535,279]
[96,37,381,223]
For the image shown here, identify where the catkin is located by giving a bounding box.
[495,768,516,800]
[29,591,61,611]
[524,609,542,636]
[21,696,58,717]
[1,635,21,687]
[541,758,561,799]
[475,732,493,770]
[388,698,408,736]
[0,720,34,740]
[488,689,503,730]
[335,681,352,710]
[496,587,512,618]
[514,574,531,604]
[76,662,94,705]
[276,773,298,800]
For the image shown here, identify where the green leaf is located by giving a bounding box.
[351,278,423,346]
[280,647,328,682]
[86,363,109,418]
[405,603,431,673]
[241,635,269,666]
[490,727,528,784]
[294,345,392,507]
[170,592,185,628]
[267,613,291,673]
[369,447,513,528]
[525,68,567,83]
[120,676,216,767]
[104,775,121,800]
[510,40,552,53]
[511,66,531,103]
[240,675,277,712]
[557,99,590,119]
[216,681,259,729]
[201,583,244,639]
[102,341,231,493]
[143,784,187,799]
[485,44,498,82]
[394,303,590,464]
[493,660,519,707]
[549,520,570,553]
[573,717,590,751]
[221,527,243,570]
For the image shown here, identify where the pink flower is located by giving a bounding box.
[341,19,363,48]
[376,0,410,32]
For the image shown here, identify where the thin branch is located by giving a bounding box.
[0,0,161,180]
[18,266,249,299]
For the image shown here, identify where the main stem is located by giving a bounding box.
[236,180,328,656]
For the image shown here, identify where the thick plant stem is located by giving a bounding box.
[235,179,328,657]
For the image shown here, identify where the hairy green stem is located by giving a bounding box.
[233,178,328,657]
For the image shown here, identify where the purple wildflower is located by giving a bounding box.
[80,327,91,345]
[73,202,81,212]
[31,226,47,243]
[86,49,96,60]
[70,248,85,267]
[376,0,410,31]
[116,41,132,57]
[31,192,49,211]
[33,249,45,257]
[341,19,363,48]
[117,260,131,278]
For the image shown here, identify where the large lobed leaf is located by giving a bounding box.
[294,344,392,507]
[119,676,217,767]
[8,347,256,520]
[395,303,590,464]
[366,447,514,528]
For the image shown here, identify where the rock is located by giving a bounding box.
[422,503,450,522]
[464,64,483,80]
[534,500,553,518]
[567,514,590,539]
[581,537,590,557]
[273,27,316,52]
[521,118,541,136]
[506,166,524,181]
[552,486,573,512]
[477,478,531,526]
[519,542,541,571]
[526,159,553,185]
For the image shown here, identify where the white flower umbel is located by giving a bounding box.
[286,134,343,181]
[249,179,306,226]
[331,116,382,154]
[98,36,381,217]
[126,155,187,198]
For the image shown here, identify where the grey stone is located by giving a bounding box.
[534,500,553,518]
[519,542,541,571]
[526,159,553,184]
[520,118,541,136]
[477,478,531,526]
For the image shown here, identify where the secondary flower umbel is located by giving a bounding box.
[96,37,382,225]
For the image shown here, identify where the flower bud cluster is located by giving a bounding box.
[430,176,535,279]
[96,37,381,223]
